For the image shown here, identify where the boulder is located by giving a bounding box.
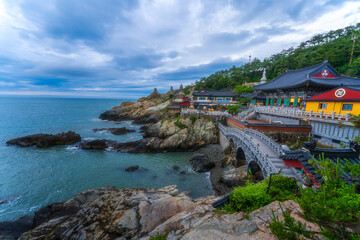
[93,127,136,135]
[189,154,215,172]
[6,131,81,148]
[18,186,197,240]
[79,139,114,149]
[125,165,139,172]
[221,166,248,187]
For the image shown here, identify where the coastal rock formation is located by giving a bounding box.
[189,154,215,172]
[99,89,169,123]
[80,118,218,153]
[19,186,198,239]
[16,185,319,240]
[6,131,81,148]
[93,127,136,135]
[143,117,219,150]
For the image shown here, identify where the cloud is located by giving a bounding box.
[0,0,359,97]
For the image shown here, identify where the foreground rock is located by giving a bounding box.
[189,154,215,172]
[16,185,320,240]
[6,131,81,148]
[19,186,198,239]
[93,127,136,135]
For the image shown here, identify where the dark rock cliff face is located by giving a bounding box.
[92,127,136,135]
[6,131,81,148]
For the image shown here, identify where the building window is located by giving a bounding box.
[209,97,215,100]
[342,104,353,111]
[319,103,327,109]
[199,97,206,100]
[226,97,232,100]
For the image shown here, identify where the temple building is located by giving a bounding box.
[239,91,266,105]
[192,89,238,109]
[304,87,360,115]
[253,60,360,108]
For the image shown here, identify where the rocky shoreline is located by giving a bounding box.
[2,185,313,240]
[2,88,250,239]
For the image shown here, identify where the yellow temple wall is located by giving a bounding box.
[305,101,360,115]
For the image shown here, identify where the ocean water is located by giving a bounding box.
[0,97,214,221]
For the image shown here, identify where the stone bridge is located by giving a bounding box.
[219,123,298,179]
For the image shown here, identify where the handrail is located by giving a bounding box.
[219,124,279,176]
[181,109,231,117]
[243,128,284,155]
[255,106,350,121]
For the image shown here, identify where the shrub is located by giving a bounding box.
[350,113,360,128]
[189,115,197,123]
[149,233,168,240]
[223,175,299,213]
[162,106,168,114]
[174,119,187,129]
[269,157,360,239]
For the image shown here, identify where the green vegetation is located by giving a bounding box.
[233,85,254,95]
[189,115,197,123]
[162,106,168,114]
[174,117,187,129]
[149,233,168,240]
[225,105,240,115]
[189,23,360,91]
[223,175,299,213]
[350,113,360,128]
[269,157,360,240]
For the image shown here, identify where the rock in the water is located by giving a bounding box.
[172,165,180,171]
[125,165,139,171]
[79,139,115,149]
[6,131,81,148]
[221,166,248,187]
[93,127,136,135]
[189,154,215,172]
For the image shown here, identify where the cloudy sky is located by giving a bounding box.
[0,0,359,98]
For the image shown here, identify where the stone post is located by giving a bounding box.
[332,111,336,119]
[346,112,350,121]
[320,111,323,118]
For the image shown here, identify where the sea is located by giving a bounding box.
[0,97,214,222]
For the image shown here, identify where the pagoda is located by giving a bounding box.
[253,60,360,108]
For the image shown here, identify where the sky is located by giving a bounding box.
[0,0,359,98]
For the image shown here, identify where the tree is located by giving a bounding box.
[233,85,254,95]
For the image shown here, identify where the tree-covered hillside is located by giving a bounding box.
[190,23,360,93]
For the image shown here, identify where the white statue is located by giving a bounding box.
[260,69,267,84]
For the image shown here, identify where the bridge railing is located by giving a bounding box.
[219,124,279,176]
[243,128,284,156]
[255,106,351,121]
[181,109,231,117]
